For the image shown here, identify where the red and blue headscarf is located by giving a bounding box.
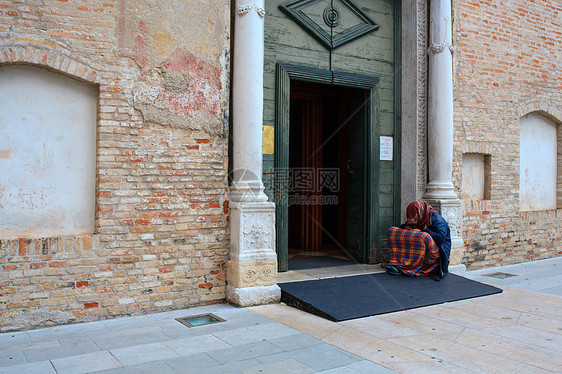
[406,200,436,228]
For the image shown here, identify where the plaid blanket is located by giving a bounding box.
[384,226,440,276]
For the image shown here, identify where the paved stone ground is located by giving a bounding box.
[0,304,392,373]
[466,256,562,297]
[1,257,560,373]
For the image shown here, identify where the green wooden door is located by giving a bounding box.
[345,89,368,263]
[264,0,400,271]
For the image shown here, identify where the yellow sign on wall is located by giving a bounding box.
[262,125,274,154]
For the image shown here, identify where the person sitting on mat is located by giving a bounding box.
[384,200,451,281]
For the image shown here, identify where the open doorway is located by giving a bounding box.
[287,81,368,268]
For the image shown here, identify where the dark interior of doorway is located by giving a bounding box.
[287,81,364,268]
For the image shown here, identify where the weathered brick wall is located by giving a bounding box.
[453,0,562,269]
[0,0,230,331]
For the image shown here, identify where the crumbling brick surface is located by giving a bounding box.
[0,0,230,331]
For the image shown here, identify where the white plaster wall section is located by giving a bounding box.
[462,153,485,200]
[0,65,97,237]
[519,112,557,211]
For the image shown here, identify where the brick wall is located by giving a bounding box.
[0,0,230,331]
[453,0,562,269]
[2,0,561,331]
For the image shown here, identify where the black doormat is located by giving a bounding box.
[288,256,354,270]
[280,272,502,321]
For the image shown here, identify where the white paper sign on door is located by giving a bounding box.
[380,136,393,161]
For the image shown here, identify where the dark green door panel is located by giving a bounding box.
[274,64,382,270]
[265,0,400,270]
[345,90,367,263]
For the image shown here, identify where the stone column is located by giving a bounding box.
[226,0,281,306]
[425,0,464,272]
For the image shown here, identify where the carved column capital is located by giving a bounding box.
[236,1,265,18]
[427,43,455,55]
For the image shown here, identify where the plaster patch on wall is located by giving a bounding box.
[119,0,227,66]
[519,112,557,211]
[462,153,491,200]
[0,149,11,159]
[118,0,228,135]
[133,48,222,134]
[0,65,96,238]
[163,70,190,93]
[463,154,485,200]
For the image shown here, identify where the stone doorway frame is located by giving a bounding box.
[226,0,465,307]
[273,63,385,271]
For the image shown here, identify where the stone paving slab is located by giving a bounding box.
[93,329,172,351]
[110,342,181,367]
[23,340,101,363]
[267,333,324,351]
[0,339,60,355]
[0,350,26,367]
[256,344,362,372]
[163,353,223,373]
[467,257,562,296]
[93,360,176,374]
[195,358,266,374]
[0,331,31,348]
[345,360,401,374]
[206,340,285,365]
[0,360,56,374]
[163,334,231,356]
[212,321,300,346]
[50,351,121,374]
[241,358,315,374]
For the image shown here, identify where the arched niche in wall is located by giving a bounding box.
[0,65,97,237]
[519,112,557,211]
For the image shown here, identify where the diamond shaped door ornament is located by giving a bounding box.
[279,0,379,50]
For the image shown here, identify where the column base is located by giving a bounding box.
[229,181,269,202]
[226,284,281,307]
[424,182,458,200]
[227,259,278,287]
[227,199,279,306]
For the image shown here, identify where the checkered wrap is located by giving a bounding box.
[384,226,440,276]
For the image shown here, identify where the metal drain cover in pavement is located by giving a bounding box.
[483,272,518,279]
[176,313,225,328]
